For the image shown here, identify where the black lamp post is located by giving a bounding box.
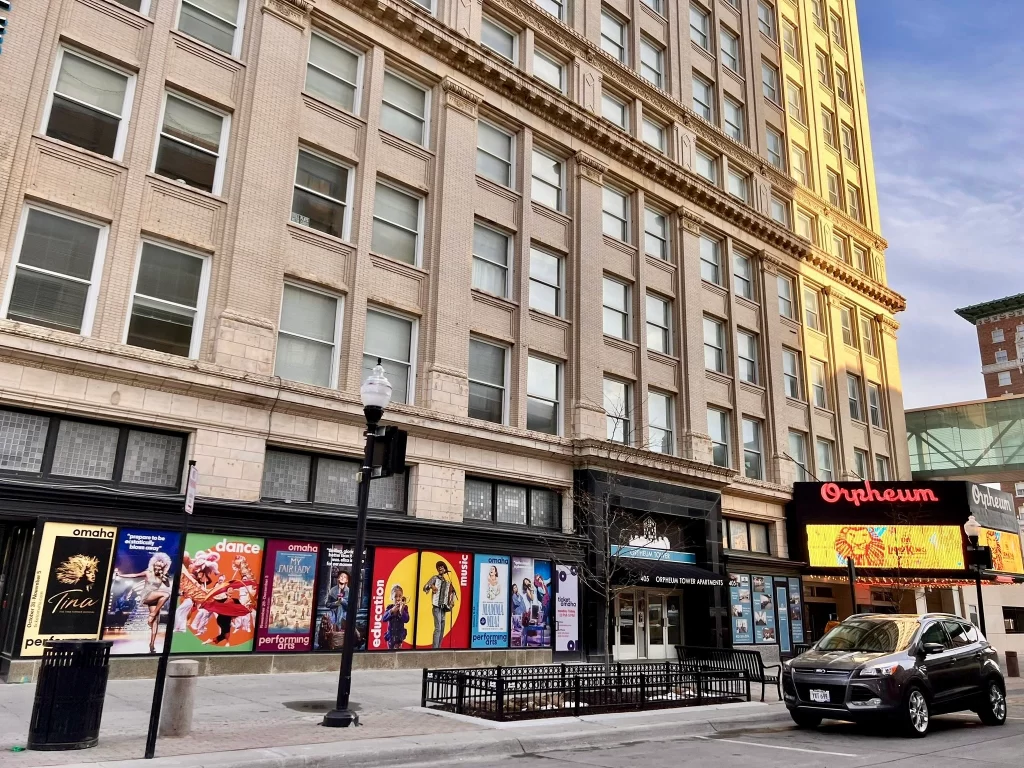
[963,514,990,637]
[322,363,392,728]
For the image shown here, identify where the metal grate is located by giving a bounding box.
[314,457,359,506]
[530,489,558,528]
[121,430,183,487]
[496,484,527,525]
[261,450,311,501]
[0,410,50,471]
[464,478,493,521]
[51,421,119,480]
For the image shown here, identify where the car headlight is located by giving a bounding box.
[783,659,792,669]
[858,663,899,677]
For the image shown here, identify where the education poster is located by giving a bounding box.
[471,554,510,649]
[313,543,372,651]
[728,572,752,645]
[367,547,419,651]
[510,557,552,648]
[102,528,182,655]
[752,574,776,644]
[554,564,579,652]
[788,577,804,643]
[171,534,263,653]
[414,550,472,649]
[22,522,117,657]
[255,540,318,653]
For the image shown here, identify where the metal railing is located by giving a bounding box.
[421,662,750,721]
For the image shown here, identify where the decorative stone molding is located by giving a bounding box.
[682,431,713,465]
[220,309,276,330]
[441,76,482,117]
[262,0,310,29]
[821,284,847,305]
[758,249,781,274]
[877,314,900,338]
[679,208,704,234]
[575,151,606,184]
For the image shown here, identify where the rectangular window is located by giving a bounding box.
[841,124,857,163]
[275,283,340,388]
[648,390,673,454]
[868,382,885,428]
[762,61,780,104]
[853,448,869,480]
[860,315,877,356]
[822,108,837,148]
[770,196,790,226]
[477,121,514,187]
[727,169,749,202]
[603,277,630,339]
[782,19,800,60]
[529,247,562,316]
[789,431,810,481]
[840,306,856,346]
[848,185,863,222]
[291,149,351,239]
[782,347,802,399]
[721,27,741,72]
[786,81,805,122]
[996,349,1010,364]
[1017,481,1024,497]
[178,0,243,56]
[371,181,421,265]
[733,251,754,300]
[791,144,808,184]
[704,316,726,372]
[742,417,764,480]
[381,71,428,146]
[690,5,710,50]
[602,186,629,241]
[875,455,890,481]
[796,209,814,241]
[481,16,517,62]
[692,75,714,121]
[465,479,559,528]
[737,330,759,384]
[532,151,563,210]
[993,328,1006,343]
[696,149,718,183]
[643,117,666,152]
[472,223,510,297]
[154,93,228,194]
[601,10,627,63]
[836,66,851,103]
[833,234,848,264]
[468,338,507,423]
[853,245,869,273]
[777,274,795,319]
[604,378,631,444]
[700,234,721,284]
[602,91,629,130]
[816,49,831,88]
[810,359,829,409]
[527,356,560,435]
[829,12,845,48]
[643,0,663,14]
[827,169,842,206]
[750,522,770,553]
[640,37,664,88]
[644,208,668,260]
[999,371,1012,387]
[533,48,565,92]
[5,208,105,335]
[126,242,207,358]
[536,0,563,19]
[812,0,825,28]
[364,309,414,404]
[724,97,744,142]
[847,373,864,421]
[45,49,133,159]
[766,127,785,169]
[305,33,361,113]
[708,407,730,467]
[646,293,671,354]
[757,1,776,39]
[803,287,820,330]
[264,449,406,511]
[816,438,834,481]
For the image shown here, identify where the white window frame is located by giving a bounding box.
[526,354,563,436]
[642,117,666,152]
[291,146,356,241]
[875,455,890,481]
[704,315,726,373]
[853,448,869,480]
[371,179,425,267]
[770,195,790,227]
[816,438,834,481]
[690,4,711,51]
[123,239,211,359]
[766,126,785,169]
[535,0,564,20]
[528,246,563,317]
[468,336,510,425]
[782,19,800,60]
[381,69,431,148]
[644,207,669,260]
[860,315,877,356]
[601,90,630,130]
[848,184,863,222]
[692,74,714,121]
[1014,481,1024,498]
[700,234,721,285]
[640,36,664,88]
[603,377,632,445]
[364,306,418,405]
[152,90,231,196]
[720,27,740,72]
[471,221,512,298]
[836,66,851,103]
[733,251,754,299]
[757,0,776,40]
[602,186,630,242]
[829,12,846,48]
[642,0,663,15]
[2,205,109,338]
[737,329,759,385]
[782,347,802,400]
[476,119,515,188]
[822,108,837,149]
[810,359,829,409]
[695,149,718,183]
[867,382,885,429]
[724,97,744,142]
[645,293,671,354]
[533,48,565,92]
[998,371,1012,387]
[761,60,780,104]
[789,430,810,481]
[777,274,795,319]
[305,31,364,115]
[708,407,731,468]
[42,47,138,162]
[600,10,628,63]
[847,373,864,422]
[602,276,631,340]
[803,286,821,330]
[176,0,248,59]
[727,168,749,202]
[996,349,1009,364]
[647,389,674,455]
[742,416,765,480]
[481,15,519,63]
[786,80,805,123]
[275,281,344,389]
[531,150,564,211]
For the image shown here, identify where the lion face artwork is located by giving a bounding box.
[833,526,886,567]
[55,554,101,591]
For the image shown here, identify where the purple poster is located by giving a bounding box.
[255,540,318,652]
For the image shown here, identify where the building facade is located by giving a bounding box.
[0,0,904,679]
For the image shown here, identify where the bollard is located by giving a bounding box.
[159,660,199,738]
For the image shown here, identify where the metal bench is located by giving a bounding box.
[675,645,781,702]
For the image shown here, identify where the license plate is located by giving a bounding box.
[809,689,830,703]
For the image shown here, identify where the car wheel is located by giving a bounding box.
[901,686,930,738]
[978,680,1007,726]
[790,710,822,729]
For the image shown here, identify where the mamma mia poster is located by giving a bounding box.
[471,554,509,649]
[256,540,318,652]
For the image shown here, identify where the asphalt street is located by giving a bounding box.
[455,714,1024,768]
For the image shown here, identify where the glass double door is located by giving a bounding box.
[614,590,681,660]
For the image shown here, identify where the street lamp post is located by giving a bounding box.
[323,364,392,728]
[963,514,989,637]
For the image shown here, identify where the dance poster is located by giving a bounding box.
[510,557,552,648]
[171,534,264,653]
[314,544,372,651]
[367,547,419,651]
[752,574,776,644]
[728,573,753,645]
[414,551,471,649]
[471,554,509,649]
[554,564,579,652]
[22,522,117,657]
[102,528,182,655]
[256,540,318,652]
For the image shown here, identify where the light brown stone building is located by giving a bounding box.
[0,0,906,678]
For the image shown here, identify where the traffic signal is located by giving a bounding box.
[370,426,407,478]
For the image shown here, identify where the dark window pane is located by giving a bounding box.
[469,382,503,423]
[291,188,345,237]
[179,2,236,53]
[261,450,311,501]
[18,209,99,279]
[127,301,194,356]
[464,478,493,520]
[135,244,203,307]
[155,138,216,192]
[46,97,119,157]
[527,397,557,434]
[0,410,50,471]
[51,421,119,479]
[531,489,558,528]
[8,270,89,333]
[121,430,183,487]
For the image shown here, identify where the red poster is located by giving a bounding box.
[368,547,419,651]
[415,550,472,650]
[255,540,319,652]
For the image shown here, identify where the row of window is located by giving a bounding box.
[722,516,771,554]
[777,271,881,356]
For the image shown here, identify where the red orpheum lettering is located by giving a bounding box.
[820,481,939,507]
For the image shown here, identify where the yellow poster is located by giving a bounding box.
[806,524,964,570]
[22,522,118,657]
[978,527,1024,575]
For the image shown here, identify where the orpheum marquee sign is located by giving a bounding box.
[819,482,939,507]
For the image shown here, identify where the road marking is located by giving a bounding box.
[693,735,859,757]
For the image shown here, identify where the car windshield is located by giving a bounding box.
[815,618,919,653]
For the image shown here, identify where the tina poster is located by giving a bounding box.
[22,522,117,657]
[414,550,472,650]
[102,528,182,655]
[256,540,318,653]
[510,557,552,648]
[171,534,264,653]
[367,547,419,651]
[313,543,372,652]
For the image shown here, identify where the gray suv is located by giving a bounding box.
[782,613,1006,737]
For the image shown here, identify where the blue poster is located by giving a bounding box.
[788,577,804,643]
[728,572,752,644]
[471,554,510,648]
[776,585,791,653]
[752,575,776,644]
[511,557,552,647]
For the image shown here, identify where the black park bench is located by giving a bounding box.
[675,645,781,702]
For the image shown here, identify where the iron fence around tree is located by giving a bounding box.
[421,662,750,721]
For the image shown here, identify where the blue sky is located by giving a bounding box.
[858,1,1024,408]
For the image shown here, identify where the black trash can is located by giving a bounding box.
[27,640,112,751]
[1006,650,1019,678]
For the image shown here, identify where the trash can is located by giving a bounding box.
[1006,650,1020,678]
[27,641,112,750]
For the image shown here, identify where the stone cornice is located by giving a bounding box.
[572,439,736,489]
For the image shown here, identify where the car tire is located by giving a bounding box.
[790,710,822,729]
[900,686,930,738]
[977,680,1008,726]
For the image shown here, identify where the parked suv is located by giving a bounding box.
[782,613,1006,737]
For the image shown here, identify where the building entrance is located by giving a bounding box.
[612,589,681,660]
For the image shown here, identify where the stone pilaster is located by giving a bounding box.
[678,206,712,462]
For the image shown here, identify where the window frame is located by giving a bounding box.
[645,292,672,355]
[720,26,741,73]
[602,185,631,242]
[471,220,513,298]
[603,376,632,445]
[476,119,516,188]
[380,69,430,147]
[786,80,805,123]
[291,146,355,240]
[848,184,863,222]
[733,250,755,300]
[304,31,364,115]
[371,178,425,267]
[647,389,674,455]
[727,168,749,202]
[695,148,718,183]
[602,276,631,340]
[468,336,510,425]
[770,195,790,227]
[533,47,566,92]
[703,315,726,373]
[826,169,842,207]
[788,430,810,482]
[875,455,890,481]
[815,437,835,481]
[601,89,630,131]
[642,116,667,153]
[867,382,885,429]
[692,74,715,121]
[464,475,561,529]
[803,286,821,330]
[847,372,865,422]
[364,305,418,406]
[860,315,877,357]
[761,60,781,104]
[829,12,845,48]
[275,281,344,388]
[700,234,722,285]
[840,305,856,347]
[724,518,771,554]
[742,416,765,480]
[531,149,564,211]
[600,9,628,63]
[708,407,731,468]
[777,274,795,319]
[998,371,1012,387]
[841,123,857,163]
[690,4,711,51]
[782,18,800,61]
[822,107,837,149]
[535,0,564,20]
[782,346,802,400]
[480,14,519,63]
[815,49,832,89]
[853,448,869,480]
[766,126,785,169]
[152,90,231,196]
[835,65,851,103]
[176,0,247,59]
[810,359,829,409]
[528,246,563,317]
[644,207,669,260]
[791,144,808,184]
[640,36,665,88]
[723,96,745,142]
[757,0,777,40]
[526,354,562,436]
[736,329,760,385]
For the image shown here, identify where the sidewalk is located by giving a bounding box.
[0,668,787,768]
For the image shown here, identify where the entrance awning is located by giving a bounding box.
[612,559,724,588]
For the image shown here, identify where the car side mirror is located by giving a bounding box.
[921,642,945,655]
